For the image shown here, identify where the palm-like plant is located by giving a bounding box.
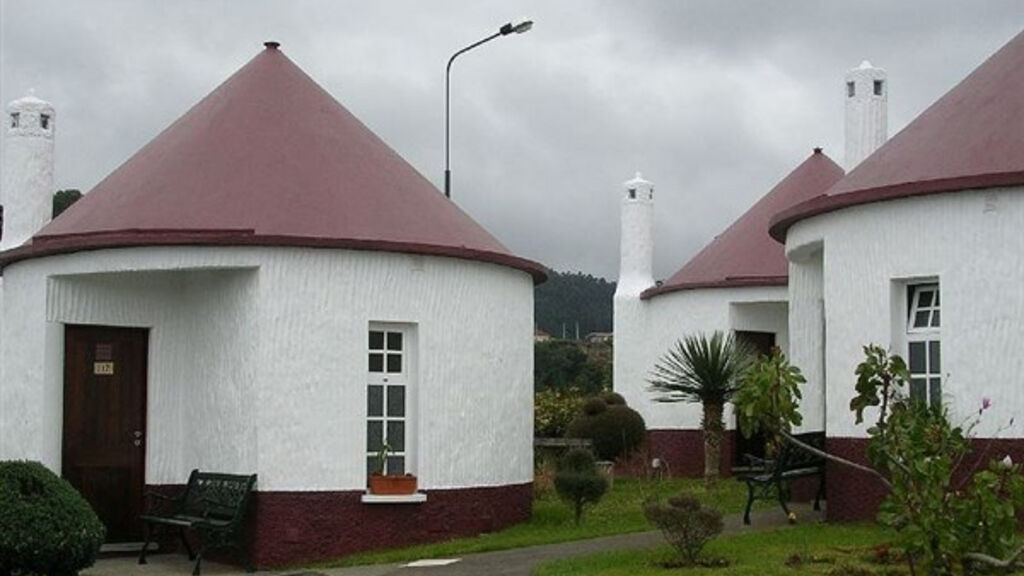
[648,331,755,487]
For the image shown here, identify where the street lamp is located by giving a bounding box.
[444,18,533,199]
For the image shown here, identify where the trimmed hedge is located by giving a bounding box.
[0,460,105,576]
[567,395,646,461]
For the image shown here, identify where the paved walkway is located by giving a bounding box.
[86,503,820,576]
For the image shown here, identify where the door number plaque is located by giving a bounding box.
[93,362,115,376]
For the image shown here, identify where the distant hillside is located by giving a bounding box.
[534,270,615,338]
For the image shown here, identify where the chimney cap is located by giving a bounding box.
[264,41,281,50]
[813,147,823,154]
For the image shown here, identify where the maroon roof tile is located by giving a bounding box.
[771,30,1024,241]
[1,44,547,282]
[643,149,843,299]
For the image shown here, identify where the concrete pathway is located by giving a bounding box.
[85,503,820,576]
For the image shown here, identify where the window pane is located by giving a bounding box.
[929,341,941,373]
[367,456,377,479]
[387,421,405,452]
[931,310,940,328]
[386,353,402,373]
[914,311,931,328]
[367,421,383,452]
[368,385,383,417]
[369,330,384,350]
[934,290,940,306]
[929,378,942,408]
[918,290,933,308]
[910,378,926,402]
[908,342,926,373]
[387,332,403,351]
[369,353,384,372]
[386,456,405,475]
[387,386,405,417]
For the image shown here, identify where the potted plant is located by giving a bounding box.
[368,443,418,495]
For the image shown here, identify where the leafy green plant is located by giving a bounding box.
[643,494,724,566]
[734,347,805,457]
[566,395,646,462]
[554,448,608,525]
[0,460,105,576]
[648,331,754,487]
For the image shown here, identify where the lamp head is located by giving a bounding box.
[500,18,533,35]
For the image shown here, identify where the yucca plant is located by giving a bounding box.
[648,332,754,487]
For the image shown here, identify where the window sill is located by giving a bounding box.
[361,492,427,504]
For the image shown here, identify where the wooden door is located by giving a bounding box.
[733,331,775,466]
[63,325,149,543]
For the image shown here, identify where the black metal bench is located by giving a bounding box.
[138,469,257,575]
[737,432,825,525]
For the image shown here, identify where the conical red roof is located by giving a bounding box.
[771,30,1024,241]
[643,150,843,299]
[1,44,546,281]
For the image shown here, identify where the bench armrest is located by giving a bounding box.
[742,453,774,471]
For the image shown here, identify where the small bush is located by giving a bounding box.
[644,494,723,565]
[567,396,646,461]
[554,448,608,525]
[0,460,105,576]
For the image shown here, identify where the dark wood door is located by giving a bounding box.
[733,330,776,466]
[63,325,149,542]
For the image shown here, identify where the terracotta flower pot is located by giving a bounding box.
[369,474,418,495]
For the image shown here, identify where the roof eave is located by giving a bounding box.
[769,170,1024,242]
[0,231,549,284]
[640,275,788,300]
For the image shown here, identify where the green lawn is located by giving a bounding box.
[533,523,901,576]
[318,477,761,568]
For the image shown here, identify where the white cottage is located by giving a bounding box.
[771,30,1024,521]
[614,62,888,477]
[0,43,545,566]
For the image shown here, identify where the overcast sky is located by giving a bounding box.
[1,1,1020,280]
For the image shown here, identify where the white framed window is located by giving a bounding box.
[906,283,941,407]
[366,324,415,480]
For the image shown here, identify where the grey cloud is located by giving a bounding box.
[2,1,1020,281]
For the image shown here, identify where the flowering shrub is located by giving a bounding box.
[535,388,584,438]
[852,344,1024,575]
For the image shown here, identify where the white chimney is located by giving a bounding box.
[2,92,55,251]
[844,61,888,172]
[615,172,655,297]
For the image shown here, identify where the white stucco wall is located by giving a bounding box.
[787,246,826,432]
[614,285,789,431]
[0,246,534,492]
[786,186,1024,438]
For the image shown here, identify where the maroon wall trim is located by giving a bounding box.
[635,429,737,478]
[142,482,531,568]
[825,436,1024,523]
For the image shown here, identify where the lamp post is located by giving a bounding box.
[445,18,533,199]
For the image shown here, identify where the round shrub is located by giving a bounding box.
[558,446,598,474]
[0,460,105,576]
[554,448,608,525]
[644,494,724,565]
[582,397,608,416]
[600,391,626,406]
[567,396,647,461]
